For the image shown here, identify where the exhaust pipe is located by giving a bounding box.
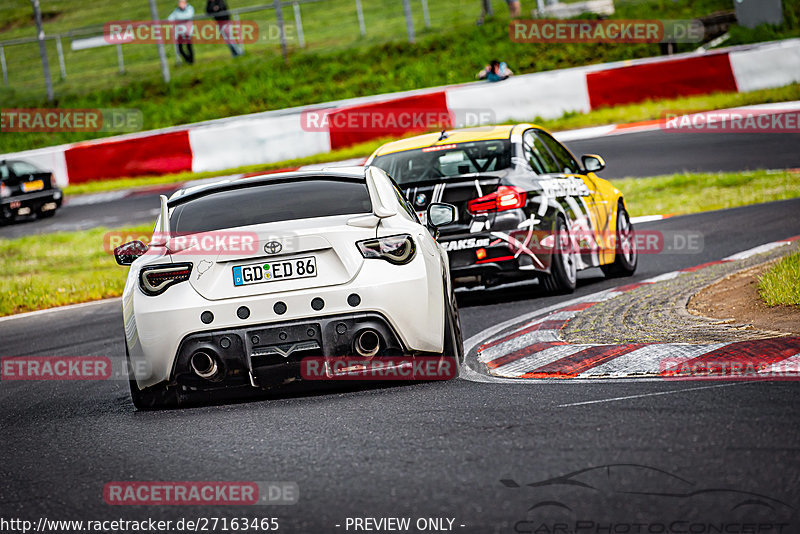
[190,351,220,380]
[354,329,381,358]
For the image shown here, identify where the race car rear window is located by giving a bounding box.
[169,178,372,233]
[371,140,512,185]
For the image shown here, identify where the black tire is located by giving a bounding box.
[541,216,577,294]
[601,203,638,278]
[38,209,56,219]
[442,284,464,378]
[126,344,175,410]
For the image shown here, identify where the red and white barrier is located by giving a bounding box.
[2,39,798,187]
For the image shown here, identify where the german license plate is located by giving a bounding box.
[233,256,317,287]
[22,180,44,192]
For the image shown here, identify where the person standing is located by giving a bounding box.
[168,0,196,65]
[206,0,244,57]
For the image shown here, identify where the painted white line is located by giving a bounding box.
[64,191,129,206]
[553,125,617,142]
[0,298,121,323]
[723,240,792,261]
[557,382,743,407]
[641,271,681,284]
[630,215,667,224]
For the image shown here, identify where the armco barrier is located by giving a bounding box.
[63,131,192,184]
[189,113,332,173]
[2,39,798,186]
[445,65,591,123]
[586,52,738,108]
[729,39,800,92]
[327,91,450,150]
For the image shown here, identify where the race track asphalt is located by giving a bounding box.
[2,198,799,531]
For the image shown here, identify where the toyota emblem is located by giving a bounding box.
[264,241,282,255]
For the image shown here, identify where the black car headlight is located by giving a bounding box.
[356,234,416,265]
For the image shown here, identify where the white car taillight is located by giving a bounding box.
[356,234,416,265]
[139,263,193,296]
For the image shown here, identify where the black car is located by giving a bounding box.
[367,124,638,293]
[0,159,63,222]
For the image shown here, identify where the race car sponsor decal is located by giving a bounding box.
[538,177,591,198]
[442,237,491,251]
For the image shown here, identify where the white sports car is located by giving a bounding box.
[115,167,463,409]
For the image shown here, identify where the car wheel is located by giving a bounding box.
[38,209,56,219]
[126,343,175,410]
[601,202,638,278]
[541,216,577,294]
[442,285,464,378]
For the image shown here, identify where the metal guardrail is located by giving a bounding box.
[0,0,430,98]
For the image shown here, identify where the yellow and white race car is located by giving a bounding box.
[366,124,637,293]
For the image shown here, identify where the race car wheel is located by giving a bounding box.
[126,343,177,410]
[442,285,464,378]
[542,216,577,294]
[601,203,638,278]
[38,209,56,219]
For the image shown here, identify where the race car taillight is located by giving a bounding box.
[0,183,9,198]
[139,263,193,296]
[467,186,526,214]
[356,234,416,265]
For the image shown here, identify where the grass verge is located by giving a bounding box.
[610,169,800,217]
[0,224,150,316]
[759,251,800,307]
[4,167,800,316]
[63,83,800,196]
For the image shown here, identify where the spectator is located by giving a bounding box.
[206,0,244,57]
[477,60,514,82]
[507,0,521,18]
[168,0,196,65]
